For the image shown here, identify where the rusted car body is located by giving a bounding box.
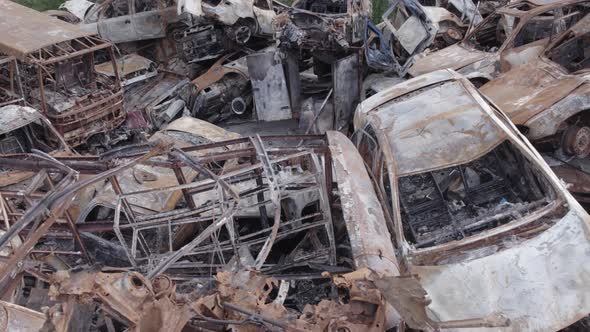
[0,132,406,330]
[408,0,590,82]
[353,69,590,331]
[0,300,46,332]
[0,1,125,148]
[480,15,590,156]
[479,16,590,205]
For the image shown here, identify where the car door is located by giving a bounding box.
[96,0,140,43]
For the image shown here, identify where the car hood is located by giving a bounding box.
[408,44,491,77]
[412,208,590,331]
[480,60,585,126]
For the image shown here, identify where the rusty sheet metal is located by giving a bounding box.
[180,0,276,33]
[480,15,590,140]
[356,71,506,176]
[408,44,493,77]
[49,268,388,332]
[528,0,581,6]
[191,54,248,94]
[332,54,360,130]
[423,6,466,28]
[375,275,509,330]
[49,270,195,331]
[0,300,46,332]
[480,60,585,125]
[0,1,95,58]
[95,7,176,44]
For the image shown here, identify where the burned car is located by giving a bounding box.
[0,105,71,187]
[0,1,126,148]
[0,132,406,331]
[353,69,590,330]
[0,56,71,187]
[408,0,590,83]
[480,14,590,158]
[274,0,369,51]
[173,0,277,64]
[61,0,179,43]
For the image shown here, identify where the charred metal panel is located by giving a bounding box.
[174,25,227,63]
[96,11,167,43]
[332,53,360,131]
[354,69,590,331]
[247,51,292,121]
[284,51,302,113]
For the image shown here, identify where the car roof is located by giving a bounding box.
[355,70,507,176]
[0,1,95,59]
[0,105,44,135]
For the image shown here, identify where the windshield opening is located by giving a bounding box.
[465,12,518,52]
[397,140,563,248]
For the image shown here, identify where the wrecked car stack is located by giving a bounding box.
[1,0,590,330]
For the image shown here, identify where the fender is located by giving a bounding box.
[526,83,590,140]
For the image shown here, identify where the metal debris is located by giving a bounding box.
[0,0,590,330]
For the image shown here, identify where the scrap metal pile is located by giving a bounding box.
[1,0,590,331]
